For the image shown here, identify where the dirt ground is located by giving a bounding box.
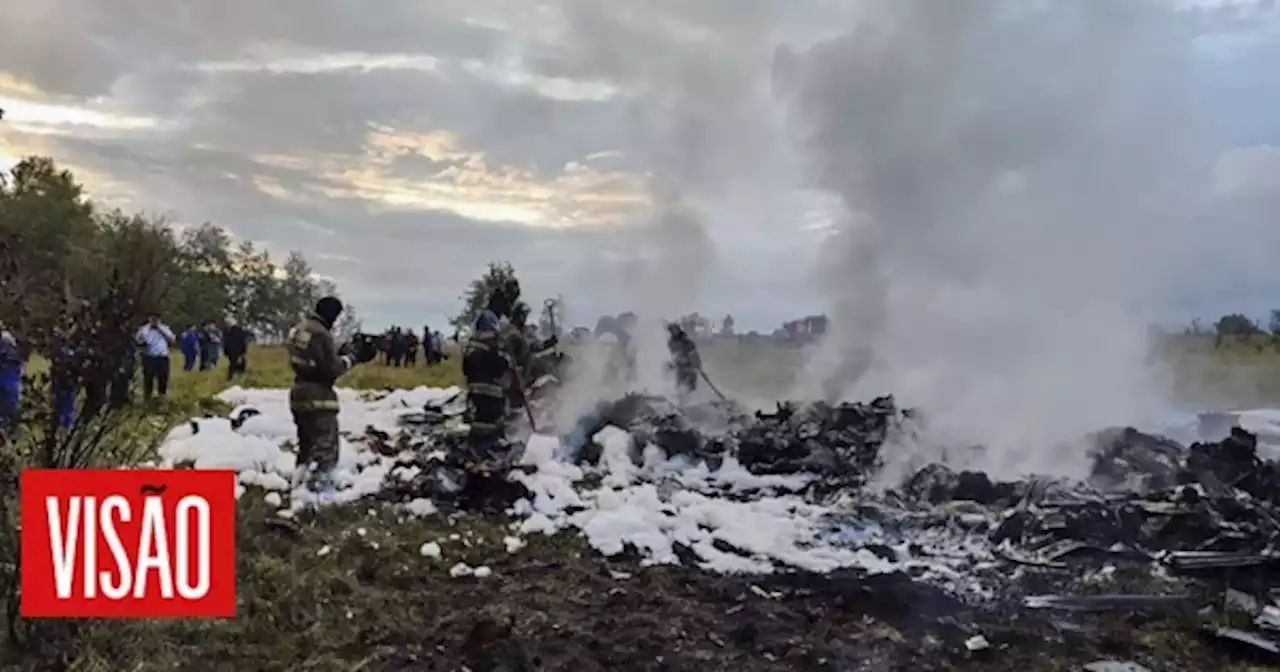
[8,338,1280,671]
[4,492,1275,672]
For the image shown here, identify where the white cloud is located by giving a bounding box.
[0,94,158,131]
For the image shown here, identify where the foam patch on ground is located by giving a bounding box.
[159,386,460,509]
[156,386,987,580]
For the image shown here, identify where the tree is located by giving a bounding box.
[333,303,362,341]
[0,157,98,331]
[227,240,280,336]
[0,203,171,654]
[1214,313,1260,348]
[170,223,235,329]
[1268,310,1280,351]
[451,261,519,331]
[0,155,344,342]
[275,251,320,334]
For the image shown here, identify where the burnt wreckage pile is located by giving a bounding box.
[380,392,912,510]
[563,393,907,492]
[907,426,1280,567]
[391,390,1280,578]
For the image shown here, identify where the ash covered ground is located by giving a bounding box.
[147,381,1280,671]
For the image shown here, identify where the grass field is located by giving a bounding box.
[42,335,1280,415]
[4,338,1280,670]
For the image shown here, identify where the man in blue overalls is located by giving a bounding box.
[0,322,24,437]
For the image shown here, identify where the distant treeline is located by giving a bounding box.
[1184,312,1280,348]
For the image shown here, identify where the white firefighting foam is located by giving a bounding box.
[155,386,988,579]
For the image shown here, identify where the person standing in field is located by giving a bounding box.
[135,313,175,402]
[223,316,249,380]
[286,297,377,497]
[0,322,23,437]
[404,330,419,367]
[181,325,200,371]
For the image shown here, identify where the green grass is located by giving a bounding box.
[22,335,1279,411]
[6,338,1280,670]
[1160,335,1280,408]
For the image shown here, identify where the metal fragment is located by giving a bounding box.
[1082,662,1151,672]
[1206,627,1280,656]
[1023,594,1198,612]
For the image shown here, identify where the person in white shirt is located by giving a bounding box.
[135,313,175,401]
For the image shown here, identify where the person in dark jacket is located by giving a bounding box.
[389,327,406,367]
[287,297,376,495]
[404,330,419,367]
[198,321,221,370]
[666,322,701,400]
[223,316,249,380]
[423,325,440,365]
[181,325,200,371]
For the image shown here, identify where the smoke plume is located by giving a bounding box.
[778,0,1214,478]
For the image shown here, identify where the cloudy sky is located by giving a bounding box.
[2,0,1280,333]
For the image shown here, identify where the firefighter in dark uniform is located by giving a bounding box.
[286,296,376,491]
[462,279,521,455]
[666,322,701,400]
[503,302,533,386]
[505,301,561,384]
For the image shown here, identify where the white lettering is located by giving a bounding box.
[46,496,80,600]
[133,497,173,599]
[82,497,97,598]
[174,496,211,599]
[99,496,132,599]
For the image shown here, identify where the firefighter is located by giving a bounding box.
[666,322,701,400]
[286,296,376,495]
[462,281,521,459]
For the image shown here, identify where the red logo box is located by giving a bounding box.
[20,469,236,618]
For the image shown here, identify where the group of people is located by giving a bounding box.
[0,312,254,439]
[142,315,251,399]
[179,318,249,378]
[281,284,702,500]
[282,287,562,496]
[375,326,446,367]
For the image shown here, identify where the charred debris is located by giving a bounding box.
[326,390,1280,660]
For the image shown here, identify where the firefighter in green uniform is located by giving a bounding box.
[286,296,376,493]
[504,301,560,385]
[462,280,521,458]
[503,302,533,387]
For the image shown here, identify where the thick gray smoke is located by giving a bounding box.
[777,0,1215,478]
[546,0,789,412]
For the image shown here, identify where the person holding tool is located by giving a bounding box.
[286,296,378,498]
[666,322,701,401]
[665,322,730,403]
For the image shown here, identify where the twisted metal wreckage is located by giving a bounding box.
[229,363,1280,666]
